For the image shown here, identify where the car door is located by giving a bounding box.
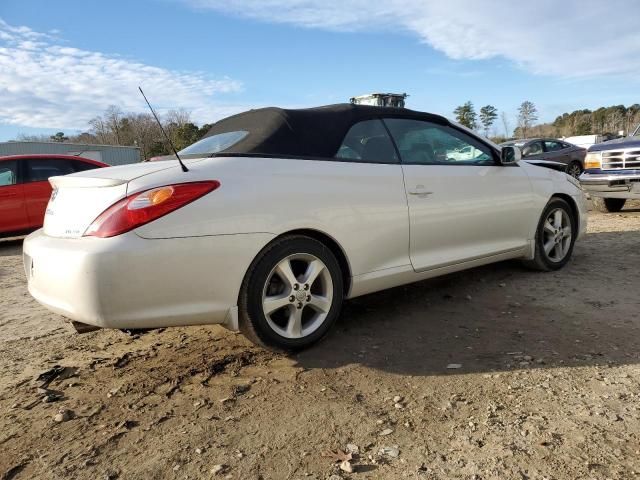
[521,140,545,161]
[0,160,28,235]
[384,119,536,272]
[562,142,586,163]
[71,159,104,173]
[333,119,410,274]
[543,140,570,165]
[23,158,75,228]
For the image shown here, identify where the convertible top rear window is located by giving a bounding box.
[179,131,248,156]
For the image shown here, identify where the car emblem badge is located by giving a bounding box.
[50,188,58,202]
[296,290,306,301]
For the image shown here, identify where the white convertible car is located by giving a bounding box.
[24,104,587,350]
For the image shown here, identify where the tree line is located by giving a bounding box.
[17,106,213,160]
[454,100,640,142]
[16,101,640,156]
[550,104,640,138]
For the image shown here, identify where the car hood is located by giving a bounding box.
[520,160,582,195]
[588,136,640,152]
[522,159,567,173]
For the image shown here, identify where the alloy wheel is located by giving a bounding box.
[567,163,582,179]
[542,208,572,262]
[261,253,334,339]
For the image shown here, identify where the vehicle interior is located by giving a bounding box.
[336,119,495,166]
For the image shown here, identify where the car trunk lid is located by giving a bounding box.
[43,161,184,238]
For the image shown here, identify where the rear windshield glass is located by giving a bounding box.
[179,131,248,156]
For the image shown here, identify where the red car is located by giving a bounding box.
[0,154,109,238]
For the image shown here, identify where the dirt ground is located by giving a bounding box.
[1,203,640,480]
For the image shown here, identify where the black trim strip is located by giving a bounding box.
[380,118,403,164]
[208,151,400,165]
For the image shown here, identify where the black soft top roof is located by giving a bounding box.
[203,103,449,158]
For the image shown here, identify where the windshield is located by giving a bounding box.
[633,124,640,137]
[178,130,249,156]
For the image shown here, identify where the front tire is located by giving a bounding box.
[523,198,576,271]
[592,197,626,213]
[238,235,344,351]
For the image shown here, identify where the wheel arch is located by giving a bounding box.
[240,228,353,301]
[551,193,579,227]
[279,228,352,296]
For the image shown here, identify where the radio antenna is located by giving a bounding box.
[138,86,188,172]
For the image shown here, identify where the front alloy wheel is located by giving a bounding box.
[541,208,572,262]
[239,235,343,351]
[523,197,576,271]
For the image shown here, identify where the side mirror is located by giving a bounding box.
[500,146,522,165]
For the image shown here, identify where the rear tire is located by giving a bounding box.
[238,235,344,351]
[592,197,626,213]
[523,198,576,271]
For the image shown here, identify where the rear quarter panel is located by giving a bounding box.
[130,157,411,277]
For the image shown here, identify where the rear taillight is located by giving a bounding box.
[84,181,220,238]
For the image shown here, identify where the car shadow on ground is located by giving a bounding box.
[2,230,638,380]
[293,230,640,376]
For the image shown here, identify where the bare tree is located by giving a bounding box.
[128,113,163,160]
[164,108,191,127]
[15,133,52,142]
[72,132,99,144]
[104,105,124,144]
[164,109,193,147]
[517,101,538,139]
[89,116,110,144]
[501,112,511,138]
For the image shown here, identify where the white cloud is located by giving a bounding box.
[0,18,244,130]
[185,0,640,77]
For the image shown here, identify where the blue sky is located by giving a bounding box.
[1,0,639,141]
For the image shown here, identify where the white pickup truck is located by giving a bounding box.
[579,125,640,212]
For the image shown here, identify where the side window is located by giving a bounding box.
[72,160,102,172]
[0,161,18,187]
[335,120,398,163]
[544,141,564,152]
[384,119,494,165]
[522,141,543,157]
[25,159,75,183]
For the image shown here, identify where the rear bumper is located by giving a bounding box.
[23,229,273,330]
[579,170,640,199]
